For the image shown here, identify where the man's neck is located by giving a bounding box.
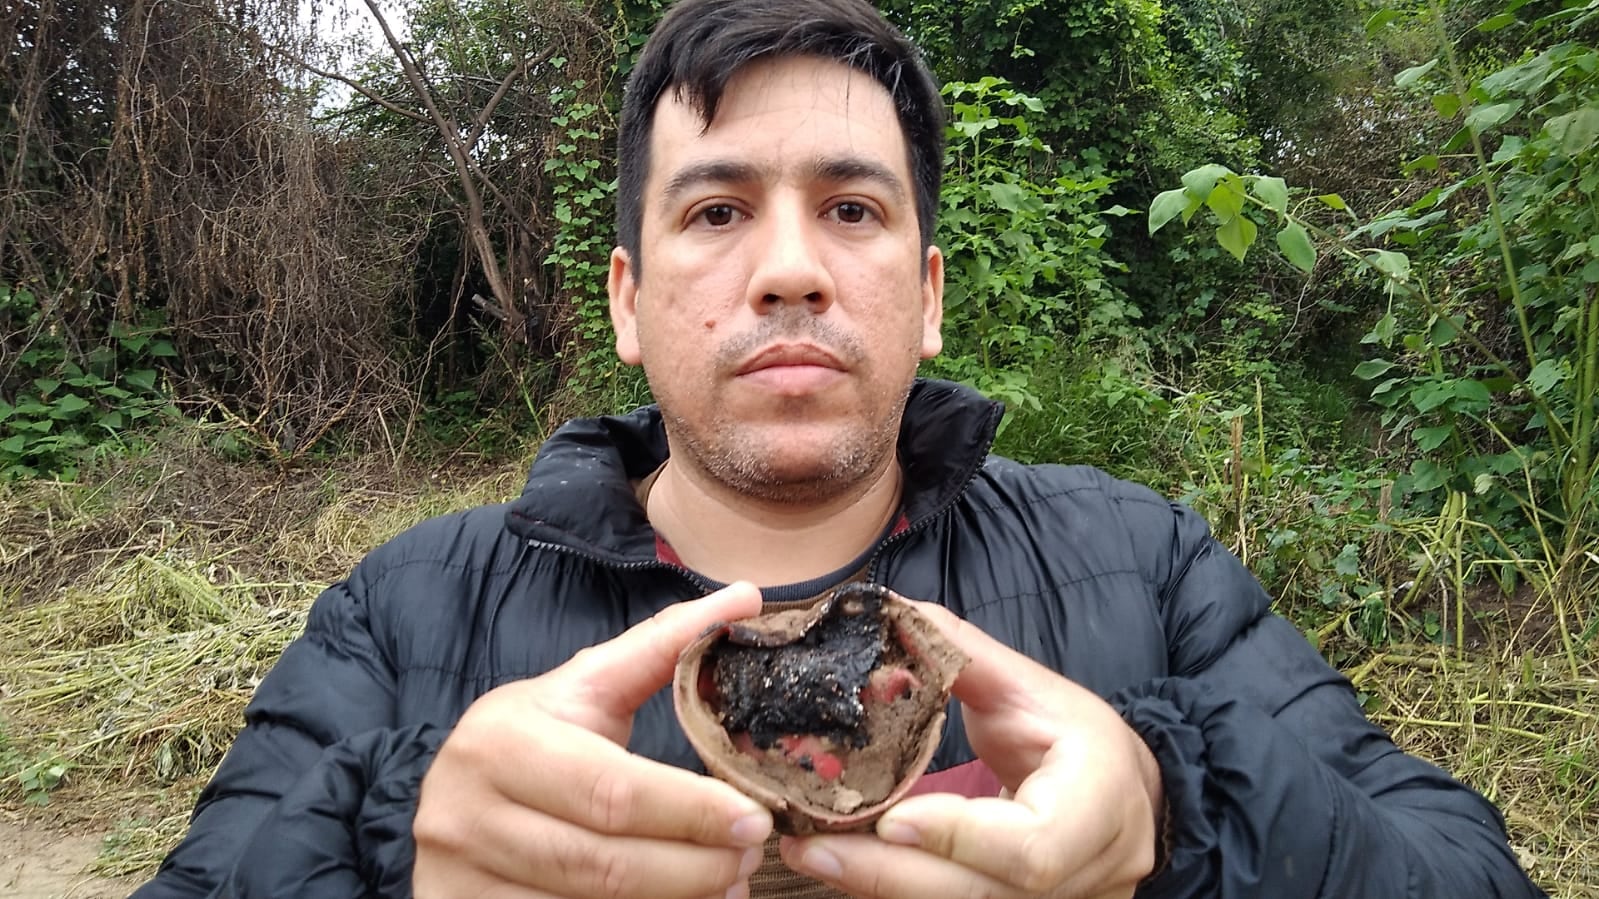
[646,456,904,587]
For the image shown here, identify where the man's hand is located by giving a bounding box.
[778,602,1163,899]
[413,582,774,899]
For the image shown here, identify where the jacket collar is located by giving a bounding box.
[504,378,1003,565]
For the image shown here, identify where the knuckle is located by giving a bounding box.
[586,766,636,833]
[1013,832,1067,894]
[411,804,467,854]
[593,846,638,899]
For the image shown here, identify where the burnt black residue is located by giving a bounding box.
[711,586,885,750]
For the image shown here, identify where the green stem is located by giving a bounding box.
[1429,0,1540,373]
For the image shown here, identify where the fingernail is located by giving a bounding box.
[724,884,749,899]
[731,812,771,846]
[798,845,842,880]
[738,846,762,878]
[878,818,920,846]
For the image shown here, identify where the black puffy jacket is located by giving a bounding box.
[134,380,1544,898]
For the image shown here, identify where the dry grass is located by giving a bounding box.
[0,431,1595,895]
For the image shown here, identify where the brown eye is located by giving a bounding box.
[702,205,735,227]
[833,202,868,224]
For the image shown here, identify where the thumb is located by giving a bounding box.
[909,600,1060,715]
[554,581,764,721]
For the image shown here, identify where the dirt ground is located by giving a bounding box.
[0,816,138,899]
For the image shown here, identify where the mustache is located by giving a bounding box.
[717,308,867,368]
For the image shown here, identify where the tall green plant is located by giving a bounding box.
[931,77,1130,411]
[1150,0,1599,664]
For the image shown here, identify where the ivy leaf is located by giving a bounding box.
[1148,188,1189,234]
[1216,215,1258,262]
[1276,221,1316,273]
[1253,176,1290,214]
[1315,193,1349,212]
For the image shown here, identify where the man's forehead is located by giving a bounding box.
[646,56,909,189]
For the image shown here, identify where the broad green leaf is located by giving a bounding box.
[1315,193,1348,211]
[51,394,92,417]
[0,434,27,454]
[1365,9,1402,34]
[98,411,124,430]
[1363,312,1397,345]
[1408,459,1447,492]
[1148,188,1189,234]
[124,369,158,391]
[1395,59,1439,89]
[1216,215,1258,261]
[1412,382,1455,413]
[1431,94,1461,118]
[1477,12,1518,32]
[1455,380,1491,405]
[33,378,60,396]
[1465,101,1521,134]
[1545,106,1599,156]
[1180,164,1232,200]
[1414,425,1453,451]
[1428,315,1462,346]
[1366,250,1412,282]
[1526,359,1567,395]
[985,181,1029,212]
[1276,221,1316,272]
[1370,377,1403,397]
[0,400,10,422]
[1403,154,1441,175]
[1253,176,1290,214]
[1206,177,1247,220]
[1353,359,1395,380]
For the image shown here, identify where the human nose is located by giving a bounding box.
[745,198,834,312]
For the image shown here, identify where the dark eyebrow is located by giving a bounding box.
[658,156,909,206]
[661,160,765,206]
[808,156,908,205]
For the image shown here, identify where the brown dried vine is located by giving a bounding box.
[0,0,613,459]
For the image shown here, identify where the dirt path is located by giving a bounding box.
[0,817,139,899]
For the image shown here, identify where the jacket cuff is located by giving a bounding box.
[1111,681,1216,895]
[355,724,450,898]
[228,724,448,898]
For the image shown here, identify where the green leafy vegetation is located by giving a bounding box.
[1,0,1597,892]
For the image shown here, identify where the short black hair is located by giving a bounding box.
[616,0,945,273]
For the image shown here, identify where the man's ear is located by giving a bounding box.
[608,246,642,366]
[920,245,945,359]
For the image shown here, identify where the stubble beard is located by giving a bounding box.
[661,384,911,505]
[650,309,917,505]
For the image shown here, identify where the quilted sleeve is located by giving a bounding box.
[130,565,442,899]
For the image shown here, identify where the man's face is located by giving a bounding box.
[608,55,943,503]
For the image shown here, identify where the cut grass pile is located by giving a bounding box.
[0,432,1594,894]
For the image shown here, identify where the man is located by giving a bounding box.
[136,0,1544,896]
